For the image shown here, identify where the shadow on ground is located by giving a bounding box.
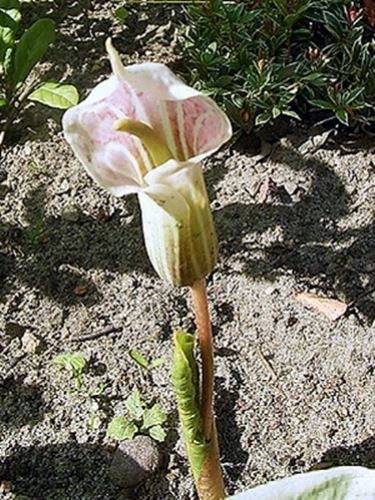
[0,142,373,323]
[1,442,119,499]
[0,186,150,305]
[1,435,185,500]
[0,375,45,428]
[215,143,375,323]
[216,370,249,494]
[318,436,375,469]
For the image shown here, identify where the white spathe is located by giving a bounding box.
[63,40,232,286]
[62,39,231,197]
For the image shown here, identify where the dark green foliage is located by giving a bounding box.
[182,0,375,131]
[0,1,78,146]
[0,2,56,106]
[12,18,55,85]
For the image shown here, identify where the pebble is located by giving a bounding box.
[21,332,41,354]
[56,179,70,194]
[109,435,162,488]
[0,480,12,493]
[284,180,298,195]
[248,179,262,197]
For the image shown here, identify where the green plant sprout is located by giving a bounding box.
[53,352,87,390]
[0,0,79,147]
[54,353,107,431]
[53,352,106,396]
[129,349,165,371]
[112,6,129,22]
[107,388,167,443]
[27,160,51,176]
[87,408,102,432]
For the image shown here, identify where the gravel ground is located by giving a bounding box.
[0,2,374,499]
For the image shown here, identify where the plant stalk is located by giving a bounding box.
[190,278,225,499]
[191,278,214,440]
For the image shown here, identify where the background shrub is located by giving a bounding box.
[182,0,375,133]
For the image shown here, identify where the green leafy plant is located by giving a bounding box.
[129,349,165,371]
[182,0,375,133]
[54,352,87,389]
[0,0,79,147]
[27,160,50,176]
[106,388,167,443]
[54,352,106,431]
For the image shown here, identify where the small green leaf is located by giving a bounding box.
[282,110,300,120]
[142,403,167,430]
[309,99,336,111]
[336,109,349,126]
[87,411,101,431]
[303,73,327,86]
[0,9,17,30]
[149,357,165,369]
[207,41,217,53]
[125,388,144,420]
[54,352,87,378]
[255,111,271,126]
[107,416,137,441]
[0,3,21,66]
[12,18,55,84]
[149,425,166,442]
[28,82,79,109]
[345,88,364,104]
[129,349,149,370]
[113,6,128,22]
[0,96,7,108]
[272,0,287,16]
[89,383,106,397]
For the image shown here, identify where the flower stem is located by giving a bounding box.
[191,278,214,441]
[190,278,225,500]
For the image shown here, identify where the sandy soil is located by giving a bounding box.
[0,2,374,499]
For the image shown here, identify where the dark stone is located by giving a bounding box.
[109,435,162,488]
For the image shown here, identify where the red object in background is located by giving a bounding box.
[364,0,375,27]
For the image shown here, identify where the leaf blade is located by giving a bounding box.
[149,425,166,443]
[149,357,165,370]
[142,404,167,430]
[53,352,87,376]
[129,349,150,370]
[107,416,137,441]
[12,17,55,85]
[125,388,144,420]
[171,331,206,481]
[27,82,79,109]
